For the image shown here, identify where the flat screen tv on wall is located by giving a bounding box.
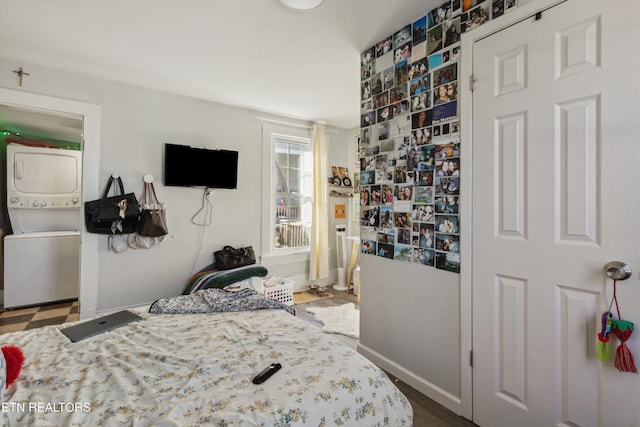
[164,143,239,189]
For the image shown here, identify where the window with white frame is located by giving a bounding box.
[270,133,313,253]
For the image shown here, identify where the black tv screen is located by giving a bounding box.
[164,143,239,189]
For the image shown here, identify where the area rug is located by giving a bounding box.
[293,291,334,305]
[305,303,359,339]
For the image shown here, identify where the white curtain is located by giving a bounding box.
[309,123,329,281]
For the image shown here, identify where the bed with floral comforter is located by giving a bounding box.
[0,304,413,426]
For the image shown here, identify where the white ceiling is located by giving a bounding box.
[0,104,84,143]
[0,0,440,130]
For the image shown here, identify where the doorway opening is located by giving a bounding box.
[0,88,102,319]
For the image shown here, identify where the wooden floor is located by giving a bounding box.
[295,287,476,427]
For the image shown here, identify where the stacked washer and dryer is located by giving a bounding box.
[4,144,82,308]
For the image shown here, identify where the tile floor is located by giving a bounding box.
[0,300,78,334]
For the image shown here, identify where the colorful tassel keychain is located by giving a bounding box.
[597,283,618,362]
[612,319,636,373]
[608,279,637,373]
[597,311,613,361]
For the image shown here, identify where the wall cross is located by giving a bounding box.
[13,67,30,86]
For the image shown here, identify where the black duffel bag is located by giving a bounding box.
[85,175,141,234]
[214,245,257,270]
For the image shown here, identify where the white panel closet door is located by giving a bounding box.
[472,1,640,426]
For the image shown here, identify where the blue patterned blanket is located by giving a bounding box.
[150,288,295,315]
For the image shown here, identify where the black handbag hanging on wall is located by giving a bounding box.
[214,246,257,270]
[84,175,141,234]
[136,181,168,237]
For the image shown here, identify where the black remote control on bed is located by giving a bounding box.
[252,363,282,384]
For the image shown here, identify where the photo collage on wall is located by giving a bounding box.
[359,0,517,274]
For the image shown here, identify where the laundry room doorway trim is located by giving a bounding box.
[0,88,102,319]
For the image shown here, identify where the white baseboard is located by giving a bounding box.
[92,268,340,316]
[94,302,153,317]
[284,273,312,292]
[357,343,462,416]
[284,270,340,292]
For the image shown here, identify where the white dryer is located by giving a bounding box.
[4,144,82,308]
[6,144,82,232]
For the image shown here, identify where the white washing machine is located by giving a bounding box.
[4,231,80,307]
[4,144,82,308]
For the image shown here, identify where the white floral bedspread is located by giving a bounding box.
[0,308,413,426]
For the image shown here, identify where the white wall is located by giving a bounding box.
[356,1,540,415]
[358,256,461,409]
[96,84,264,309]
[328,128,358,276]
[0,57,350,310]
[354,1,535,414]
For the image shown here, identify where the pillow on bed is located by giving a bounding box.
[182,264,268,294]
